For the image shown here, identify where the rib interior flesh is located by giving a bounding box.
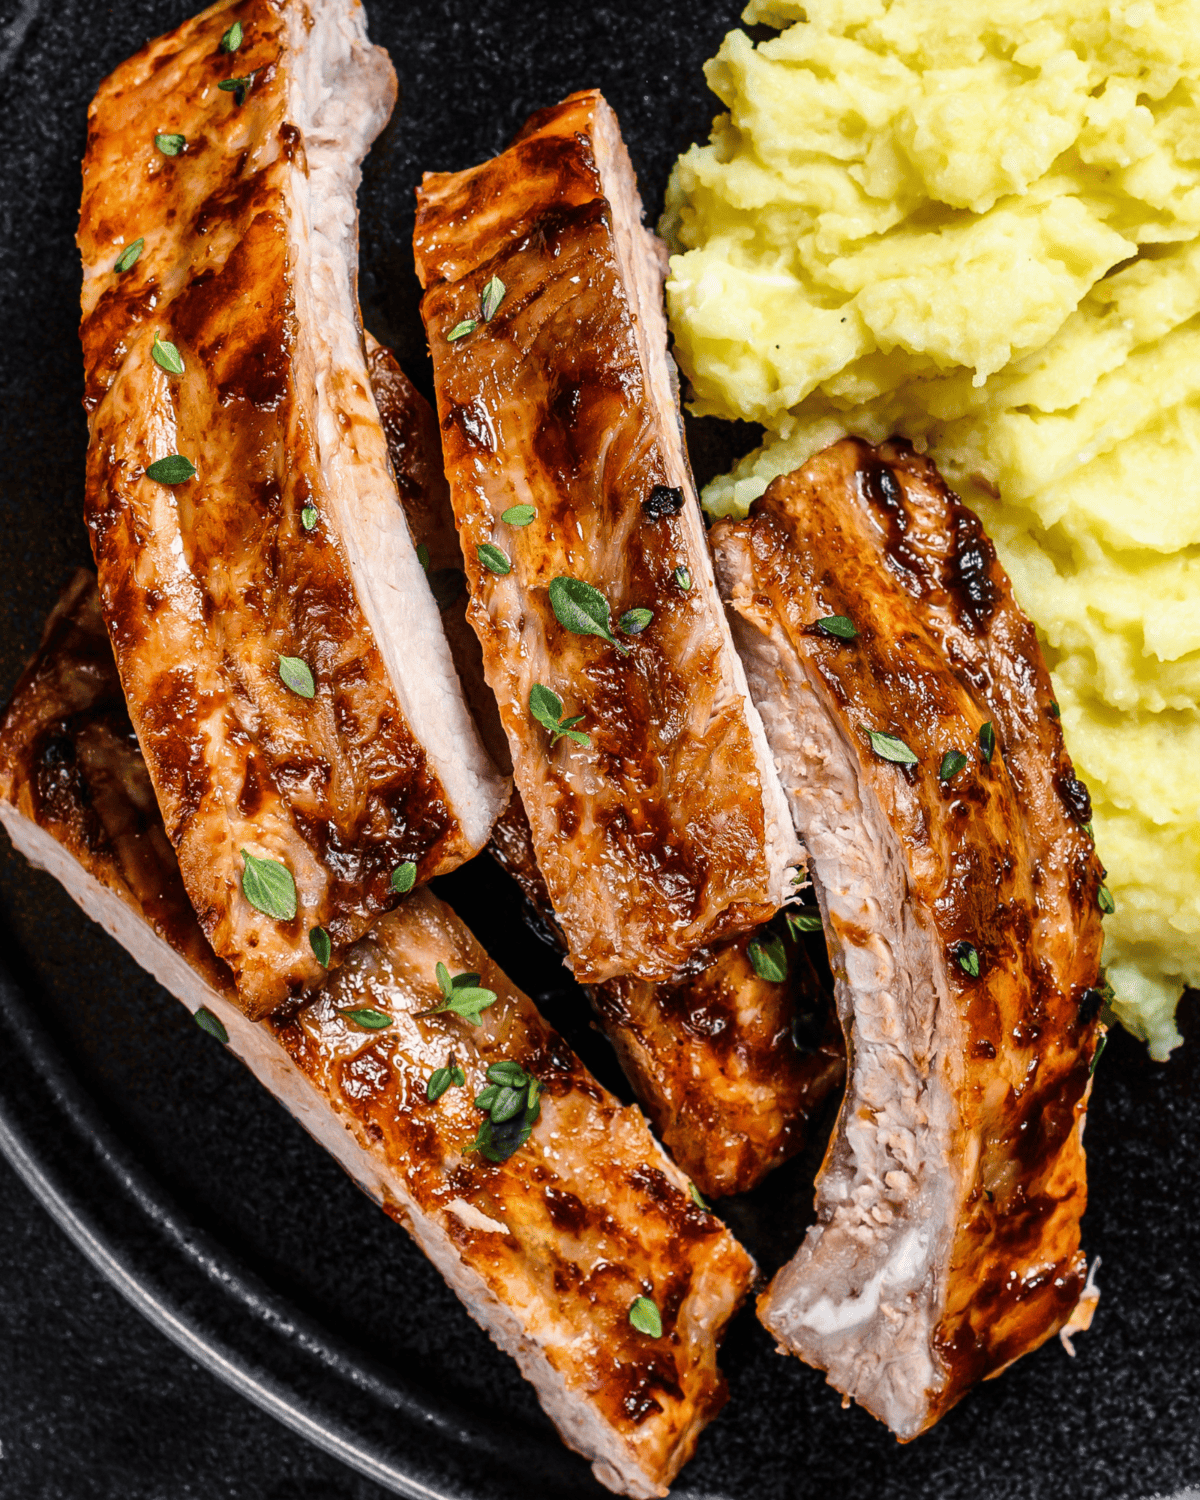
[489,790,844,1198]
[414,90,801,984]
[78,0,507,1017]
[711,439,1106,1436]
[0,569,753,1500]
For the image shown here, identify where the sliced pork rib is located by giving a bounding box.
[413,90,801,984]
[489,789,844,1198]
[78,0,507,1018]
[711,439,1106,1436]
[0,571,753,1500]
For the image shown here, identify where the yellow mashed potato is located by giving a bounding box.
[663,0,1200,1056]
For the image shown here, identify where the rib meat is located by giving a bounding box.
[413,90,801,984]
[78,0,507,1017]
[489,789,844,1198]
[711,439,1106,1436]
[0,570,754,1499]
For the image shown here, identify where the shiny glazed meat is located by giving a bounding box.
[78,0,506,1017]
[0,572,754,1500]
[489,789,844,1198]
[712,439,1106,1436]
[414,90,801,984]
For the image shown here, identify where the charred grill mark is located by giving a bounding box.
[945,504,999,630]
[1055,767,1093,825]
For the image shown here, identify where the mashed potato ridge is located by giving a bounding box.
[664,0,1200,1055]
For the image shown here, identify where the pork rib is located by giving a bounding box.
[489,789,844,1198]
[413,90,801,984]
[0,569,753,1499]
[711,439,1105,1436]
[78,0,507,1018]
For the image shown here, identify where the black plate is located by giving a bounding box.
[2,2,1200,1496]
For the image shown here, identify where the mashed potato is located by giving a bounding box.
[664,0,1200,1056]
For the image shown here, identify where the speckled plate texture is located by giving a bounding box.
[1,2,1199,1498]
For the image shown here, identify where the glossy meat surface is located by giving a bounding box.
[414,90,801,984]
[712,439,1105,1435]
[78,0,506,1017]
[489,789,844,1198]
[0,573,754,1499]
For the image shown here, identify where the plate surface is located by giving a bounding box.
[1,2,1199,1497]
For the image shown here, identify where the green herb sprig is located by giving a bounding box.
[427,1057,466,1102]
[748,932,788,983]
[477,542,511,576]
[155,133,186,156]
[502,504,536,526]
[465,1060,541,1161]
[114,237,144,273]
[939,749,968,781]
[240,849,296,920]
[785,910,823,938]
[862,726,918,766]
[151,334,184,374]
[815,615,857,640]
[309,926,331,966]
[619,608,653,636]
[673,566,692,591]
[194,1006,229,1043]
[391,862,417,895]
[279,655,315,698]
[955,942,980,979]
[548,575,627,652]
[218,74,253,107]
[414,962,498,1025]
[628,1296,663,1338]
[339,1006,392,1030]
[301,506,318,531]
[220,19,243,51]
[979,721,996,764]
[145,454,196,485]
[529,682,590,747]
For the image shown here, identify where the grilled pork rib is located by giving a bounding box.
[413,90,801,984]
[712,439,1105,1436]
[0,571,754,1500]
[489,789,844,1198]
[78,0,507,1018]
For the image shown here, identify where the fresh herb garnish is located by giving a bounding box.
[688,1181,710,1211]
[416,542,430,571]
[673,566,692,591]
[815,615,857,640]
[309,926,331,966]
[862,726,918,765]
[479,275,506,322]
[1090,1031,1108,1074]
[1048,701,1061,719]
[979,721,996,764]
[447,319,477,342]
[414,962,498,1025]
[628,1296,663,1338]
[1098,884,1115,915]
[619,607,653,636]
[529,682,590,747]
[748,932,788,983]
[240,849,296,921]
[278,655,315,699]
[150,333,184,374]
[465,1067,542,1162]
[155,133,186,156]
[114,237,144,273]
[939,749,968,781]
[145,454,196,485]
[338,1006,392,1030]
[391,861,417,896]
[501,504,536,526]
[427,1057,466,1101]
[477,542,511,576]
[218,74,253,107]
[548,575,626,652]
[194,1006,229,1043]
[220,18,243,51]
[955,942,980,978]
[301,506,318,531]
[785,910,823,937]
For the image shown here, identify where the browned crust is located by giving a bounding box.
[78,0,472,1016]
[719,438,1104,1425]
[414,89,793,983]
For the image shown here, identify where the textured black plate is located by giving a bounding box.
[2,2,1200,1497]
